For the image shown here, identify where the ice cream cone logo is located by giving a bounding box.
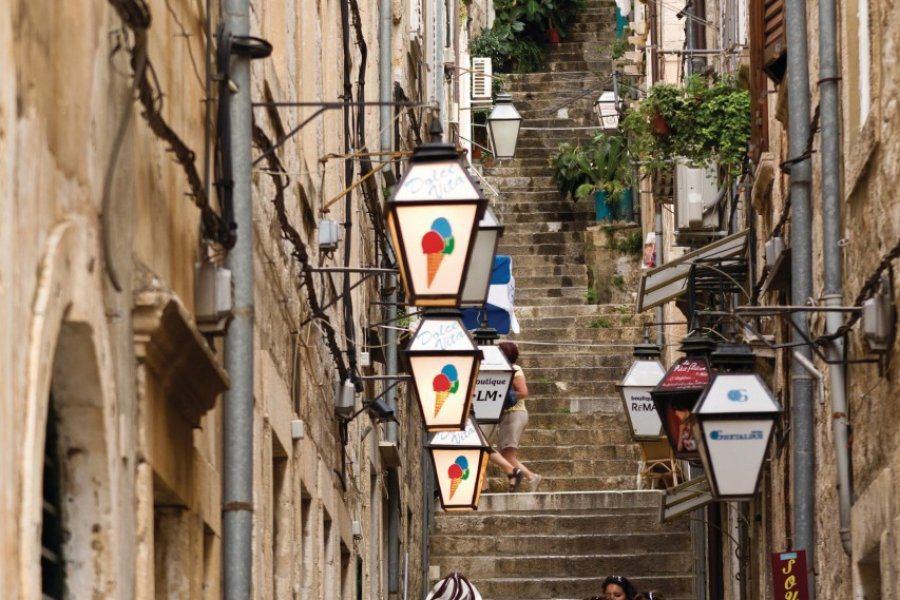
[447,456,470,499]
[421,217,455,287]
[432,364,460,417]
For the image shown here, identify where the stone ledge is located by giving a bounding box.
[133,289,229,427]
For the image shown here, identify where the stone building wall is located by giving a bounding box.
[2,0,428,598]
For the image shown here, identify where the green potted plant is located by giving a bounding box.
[550,134,633,221]
[550,142,590,201]
[573,133,633,221]
[620,74,751,177]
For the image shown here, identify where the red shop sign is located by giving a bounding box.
[655,357,710,392]
[771,550,809,600]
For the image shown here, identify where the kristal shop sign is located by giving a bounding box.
[771,550,809,600]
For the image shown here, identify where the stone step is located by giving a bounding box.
[513,295,588,306]
[525,425,634,446]
[524,410,630,429]
[497,241,585,256]
[523,395,625,415]
[499,230,586,246]
[517,321,643,340]
[519,457,639,478]
[495,211,594,226]
[515,352,631,368]
[512,263,590,277]
[514,309,638,327]
[430,551,691,581]
[527,382,624,401]
[506,254,588,270]
[430,530,685,557]
[515,274,589,289]
[515,303,635,318]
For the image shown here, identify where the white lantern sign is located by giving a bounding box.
[471,344,515,423]
[691,373,782,499]
[617,341,667,440]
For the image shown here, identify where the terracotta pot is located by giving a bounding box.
[651,113,671,137]
[547,27,562,44]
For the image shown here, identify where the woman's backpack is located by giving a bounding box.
[502,388,518,411]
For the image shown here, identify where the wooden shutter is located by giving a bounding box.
[762,0,787,82]
[471,57,492,101]
[749,0,771,161]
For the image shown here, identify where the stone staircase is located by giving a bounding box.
[427,3,695,599]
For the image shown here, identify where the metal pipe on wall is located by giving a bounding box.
[380,0,404,591]
[784,0,817,590]
[818,0,852,556]
[222,0,253,597]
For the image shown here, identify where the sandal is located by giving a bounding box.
[507,468,524,492]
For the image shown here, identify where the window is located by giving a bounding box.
[41,400,65,600]
[748,0,771,161]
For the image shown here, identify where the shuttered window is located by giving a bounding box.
[41,401,65,600]
[762,0,787,82]
[749,0,771,161]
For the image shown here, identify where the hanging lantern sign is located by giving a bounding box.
[386,123,486,307]
[486,93,523,160]
[692,372,782,499]
[460,206,504,308]
[650,356,711,459]
[427,418,492,511]
[404,314,481,431]
[471,344,515,423]
[617,340,667,440]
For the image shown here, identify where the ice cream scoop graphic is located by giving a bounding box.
[433,365,460,417]
[421,217,455,286]
[447,455,470,499]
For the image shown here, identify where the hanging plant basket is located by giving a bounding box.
[651,113,671,137]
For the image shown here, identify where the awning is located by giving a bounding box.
[636,229,749,312]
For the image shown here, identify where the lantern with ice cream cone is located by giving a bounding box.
[427,418,491,511]
[386,120,485,307]
[405,313,481,431]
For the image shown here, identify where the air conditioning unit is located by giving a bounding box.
[675,159,721,235]
[471,57,492,101]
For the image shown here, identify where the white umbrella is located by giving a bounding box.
[425,572,483,600]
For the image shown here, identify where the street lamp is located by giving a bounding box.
[691,344,782,499]
[594,90,619,130]
[460,206,504,308]
[650,335,716,459]
[470,328,515,423]
[386,121,487,307]
[427,418,492,511]
[691,373,781,499]
[617,336,667,441]
[404,313,482,431]
[486,93,523,160]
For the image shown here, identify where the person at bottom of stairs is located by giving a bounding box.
[497,342,542,492]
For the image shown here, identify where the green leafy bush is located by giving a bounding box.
[468,0,585,73]
[620,75,751,176]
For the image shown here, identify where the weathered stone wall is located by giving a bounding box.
[2,0,428,598]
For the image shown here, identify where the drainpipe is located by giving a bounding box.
[818,0,852,557]
[380,2,404,592]
[222,0,253,597]
[784,0,816,591]
[655,203,665,349]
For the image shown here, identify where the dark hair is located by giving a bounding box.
[635,593,666,600]
[601,575,637,600]
[498,341,519,364]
